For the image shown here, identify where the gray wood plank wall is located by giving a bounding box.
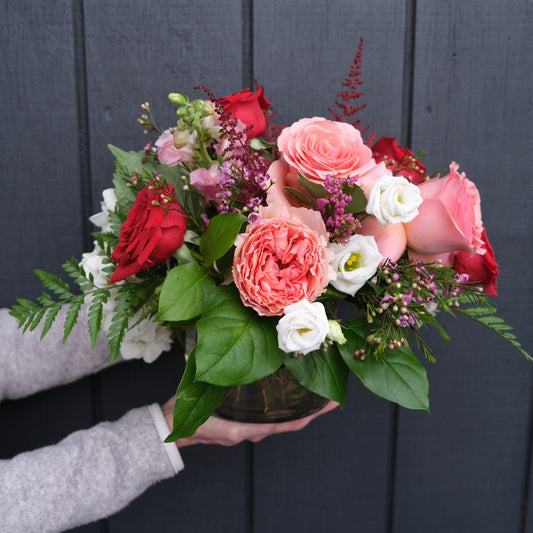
[1,1,532,532]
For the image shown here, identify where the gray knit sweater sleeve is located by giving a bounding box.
[0,309,183,532]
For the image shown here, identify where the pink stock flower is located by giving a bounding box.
[155,130,195,167]
[405,162,485,256]
[232,206,331,316]
[190,164,221,202]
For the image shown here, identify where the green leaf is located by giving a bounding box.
[298,171,327,198]
[40,304,62,339]
[344,184,367,214]
[339,319,430,411]
[283,344,349,405]
[87,289,109,348]
[164,351,226,442]
[283,187,316,208]
[63,299,83,343]
[108,145,149,209]
[34,270,73,300]
[157,263,215,322]
[199,213,247,266]
[194,286,284,385]
[458,306,532,361]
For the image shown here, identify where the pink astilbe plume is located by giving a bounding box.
[328,38,376,146]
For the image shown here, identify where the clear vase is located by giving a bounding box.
[215,365,328,423]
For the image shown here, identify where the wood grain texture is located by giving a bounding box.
[253,1,408,531]
[0,2,100,532]
[393,2,533,532]
[81,2,249,531]
[1,1,532,532]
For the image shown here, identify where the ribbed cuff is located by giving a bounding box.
[147,403,185,474]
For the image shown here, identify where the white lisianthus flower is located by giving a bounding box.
[89,188,117,232]
[366,175,423,226]
[80,243,111,289]
[276,299,329,355]
[329,234,383,296]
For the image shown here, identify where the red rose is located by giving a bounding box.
[372,137,426,184]
[110,184,186,283]
[452,229,499,296]
[219,86,271,138]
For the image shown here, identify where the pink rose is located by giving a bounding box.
[233,209,330,316]
[190,164,221,202]
[155,130,195,167]
[277,117,379,185]
[405,162,484,256]
[358,215,407,263]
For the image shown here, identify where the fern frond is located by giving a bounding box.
[63,298,83,343]
[106,283,145,363]
[34,270,74,300]
[40,304,62,339]
[87,288,110,348]
[458,306,532,361]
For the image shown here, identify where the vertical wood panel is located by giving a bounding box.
[81,2,249,531]
[0,2,99,532]
[393,3,533,532]
[253,1,407,531]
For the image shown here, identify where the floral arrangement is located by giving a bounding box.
[12,42,529,440]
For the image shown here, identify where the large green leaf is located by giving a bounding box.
[165,351,225,441]
[194,286,284,385]
[283,344,349,405]
[157,263,215,322]
[199,213,247,266]
[339,319,430,411]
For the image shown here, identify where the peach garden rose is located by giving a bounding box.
[232,206,331,316]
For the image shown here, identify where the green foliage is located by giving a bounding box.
[339,318,430,411]
[164,351,225,442]
[199,213,247,266]
[108,145,145,210]
[298,171,327,198]
[157,263,215,323]
[344,184,367,214]
[106,282,146,363]
[457,302,532,361]
[194,286,285,385]
[284,344,349,405]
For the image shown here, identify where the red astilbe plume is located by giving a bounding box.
[328,38,375,145]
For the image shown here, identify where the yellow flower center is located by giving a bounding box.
[344,253,361,272]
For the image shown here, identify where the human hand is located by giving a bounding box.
[160,397,338,448]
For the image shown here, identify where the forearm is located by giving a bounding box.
[0,308,111,401]
[0,405,183,533]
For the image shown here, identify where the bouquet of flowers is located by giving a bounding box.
[12,42,530,440]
